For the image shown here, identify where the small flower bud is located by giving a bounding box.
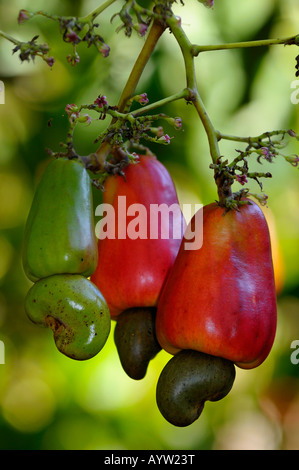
[257,146,275,162]
[157,134,171,144]
[285,155,299,167]
[98,42,110,58]
[136,22,148,37]
[65,29,81,44]
[65,104,79,117]
[135,93,149,105]
[173,117,182,129]
[76,114,92,125]
[249,192,269,206]
[67,52,80,66]
[18,9,32,24]
[45,56,55,67]
[287,129,298,138]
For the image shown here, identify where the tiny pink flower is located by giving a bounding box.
[18,9,31,24]
[98,42,110,58]
[255,193,269,206]
[260,147,270,156]
[137,23,148,37]
[258,146,274,162]
[249,192,268,206]
[65,104,79,117]
[45,56,55,67]
[236,174,248,186]
[137,93,149,105]
[158,134,171,144]
[65,29,81,44]
[94,95,108,108]
[173,117,182,129]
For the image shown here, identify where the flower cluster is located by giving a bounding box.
[12,34,55,67]
[57,17,111,63]
[94,95,109,108]
[17,9,110,66]
[47,93,183,178]
[111,1,151,38]
[211,127,299,205]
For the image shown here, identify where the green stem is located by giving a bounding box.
[117,19,165,113]
[33,0,117,26]
[216,129,289,145]
[166,15,221,164]
[0,30,20,46]
[132,89,190,117]
[80,0,117,23]
[192,34,299,54]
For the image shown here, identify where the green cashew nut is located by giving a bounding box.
[156,350,236,427]
[25,274,111,360]
[114,307,161,380]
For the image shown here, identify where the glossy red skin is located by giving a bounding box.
[156,200,277,369]
[91,155,185,317]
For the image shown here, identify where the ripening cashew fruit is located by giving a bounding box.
[23,157,98,282]
[154,199,277,426]
[156,350,236,427]
[23,157,110,360]
[156,200,277,369]
[25,274,111,360]
[91,154,185,379]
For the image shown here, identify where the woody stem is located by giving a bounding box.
[95,18,166,168]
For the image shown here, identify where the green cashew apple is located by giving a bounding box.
[156,350,236,427]
[23,157,98,282]
[25,274,111,360]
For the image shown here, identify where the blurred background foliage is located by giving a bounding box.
[0,0,299,450]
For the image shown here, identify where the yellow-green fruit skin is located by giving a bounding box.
[23,158,98,282]
[25,274,111,360]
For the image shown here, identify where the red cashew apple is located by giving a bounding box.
[91,153,185,378]
[156,199,277,370]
